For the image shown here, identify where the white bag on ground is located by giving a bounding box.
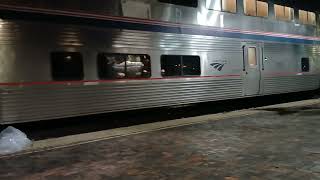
[0,126,32,155]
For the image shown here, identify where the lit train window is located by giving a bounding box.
[299,10,308,24]
[299,10,316,25]
[244,0,268,17]
[97,53,151,79]
[308,12,316,25]
[274,4,284,19]
[244,0,257,16]
[257,1,268,17]
[158,0,198,8]
[284,7,293,20]
[161,55,201,77]
[301,58,310,72]
[51,52,84,81]
[274,4,294,21]
[222,0,237,13]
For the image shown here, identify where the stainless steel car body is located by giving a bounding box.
[0,0,319,124]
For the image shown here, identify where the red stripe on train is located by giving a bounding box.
[0,73,315,87]
[0,75,241,86]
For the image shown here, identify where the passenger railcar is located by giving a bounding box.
[0,0,319,124]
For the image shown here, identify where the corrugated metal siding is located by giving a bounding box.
[111,30,243,52]
[263,75,319,95]
[0,78,243,124]
[0,20,319,124]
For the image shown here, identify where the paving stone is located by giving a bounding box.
[1,104,320,179]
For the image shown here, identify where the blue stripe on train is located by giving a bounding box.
[0,9,318,45]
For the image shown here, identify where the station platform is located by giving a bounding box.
[1,99,320,179]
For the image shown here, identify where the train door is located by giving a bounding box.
[243,44,262,96]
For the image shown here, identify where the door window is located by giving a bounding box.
[248,47,257,67]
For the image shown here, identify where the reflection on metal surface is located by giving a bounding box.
[0,1,318,124]
[206,0,222,11]
[197,8,219,26]
[220,14,224,28]
[0,18,3,28]
[58,27,83,46]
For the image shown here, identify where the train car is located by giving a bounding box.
[0,0,319,124]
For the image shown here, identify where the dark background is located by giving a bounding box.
[271,0,320,12]
[0,1,319,13]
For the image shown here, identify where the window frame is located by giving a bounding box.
[97,53,151,80]
[158,0,198,8]
[50,52,84,81]
[161,55,201,77]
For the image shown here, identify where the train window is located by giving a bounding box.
[284,7,294,20]
[222,0,237,13]
[97,53,151,79]
[299,10,316,25]
[161,55,201,76]
[244,0,268,17]
[248,47,257,67]
[244,0,257,16]
[274,4,294,21]
[206,0,237,13]
[257,1,268,17]
[161,55,182,76]
[182,56,201,76]
[158,0,198,8]
[308,12,316,25]
[51,52,84,81]
[301,58,310,72]
[274,4,284,19]
[299,10,308,24]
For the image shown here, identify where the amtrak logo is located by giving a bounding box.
[210,63,226,71]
